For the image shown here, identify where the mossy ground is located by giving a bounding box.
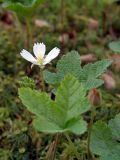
[0,1,120,159]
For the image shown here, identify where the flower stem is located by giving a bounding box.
[87,105,95,160]
[13,13,22,34]
[65,133,80,159]
[40,68,45,91]
[26,18,32,49]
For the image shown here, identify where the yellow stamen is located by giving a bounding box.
[37,56,43,65]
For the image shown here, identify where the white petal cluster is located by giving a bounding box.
[20,42,60,67]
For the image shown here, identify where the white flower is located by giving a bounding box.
[20,42,60,67]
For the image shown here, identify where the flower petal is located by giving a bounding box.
[20,49,37,63]
[43,47,60,65]
[33,42,46,58]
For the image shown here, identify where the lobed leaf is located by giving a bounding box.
[57,50,81,78]
[108,113,120,141]
[79,59,112,80]
[44,51,112,90]
[19,87,64,128]
[43,50,81,86]
[43,70,60,85]
[90,120,120,160]
[83,79,104,90]
[19,75,90,134]
[56,74,90,122]
[65,117,87,135]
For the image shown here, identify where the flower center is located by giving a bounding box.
[37,56,43,65]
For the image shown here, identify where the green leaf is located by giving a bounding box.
[57,50,81,77]
[65,117,87,135]
[43,70,59,85]
[79,59,111,89]
[109,41,120,53]
[79,59,112,80]
[90,121,120,160]
[56,74,90,122]
[19,75,90,134]
[3,0,44,17]
[33,116,63,133]
[43,50,81,86]
[84,79,104,90]
[109,113,120,141]
[44,51,112,90]
[19,88,64,128]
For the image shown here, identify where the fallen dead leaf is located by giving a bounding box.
[81,54,97,64]
[35,19,51,28]
[110,54,120,70]
[102,72,116,90]
[88,18,99,30]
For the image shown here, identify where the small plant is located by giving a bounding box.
[18,42,112,159]
[19,74,90,134]
[90,114,120,160]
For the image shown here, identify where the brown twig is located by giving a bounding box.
[46,133,61,160]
